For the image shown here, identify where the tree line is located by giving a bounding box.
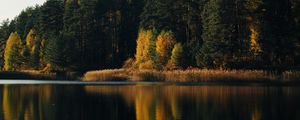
[0,0,299,71]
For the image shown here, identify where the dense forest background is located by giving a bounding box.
[0,0,299,72]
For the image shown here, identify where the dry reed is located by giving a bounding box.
[83,69,299,82]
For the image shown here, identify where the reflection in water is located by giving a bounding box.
[2,85,55,120]
[1,85,300,120]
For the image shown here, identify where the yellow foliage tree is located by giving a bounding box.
[26,29,36,50]
[156,31,176,66]
[4,32,23,70]
[249,24,262,56]
[25,29,40,68]
[245,0,263,56]
[135,29,157,69]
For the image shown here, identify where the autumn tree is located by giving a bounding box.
[4,32,23,70]
[0,20,13,70]
[135,29,158,69]
[243,0,264,57]
[156,30,177,67]
[24,29,40,69]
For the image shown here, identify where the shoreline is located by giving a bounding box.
[1,69,300,85]
[0,79,300,86]
[83,69,300,82]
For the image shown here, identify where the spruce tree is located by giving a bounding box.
[38,0,64,70]
[168,43,184,69]
[198,0,237,68]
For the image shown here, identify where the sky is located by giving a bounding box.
[0,0,47,22]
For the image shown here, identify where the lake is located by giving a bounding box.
[0,82,300,120]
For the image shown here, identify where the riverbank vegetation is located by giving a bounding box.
[0,0,300,81]
[0,70,80,80]
[83,69,300,82]
[0,71,55,80]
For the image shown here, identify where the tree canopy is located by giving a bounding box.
[0,0,299,71]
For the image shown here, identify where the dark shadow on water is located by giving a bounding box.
[0,71,82,80]
[0,85,300,120]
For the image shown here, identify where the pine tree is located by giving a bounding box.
[292,0,300,65]
[4,32,23,70]
[38,0,64,70]
[167,43,184,69]
[198,0,237,68]
[173,0,203,66]
[261,0,295,68]
[140,0,173,30]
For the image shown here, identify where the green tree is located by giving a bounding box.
[4,32,23,70]
[25,29,40,69]
[140,0,173,30]
[260,0,295,68]
[197,0,237,68]
[167,43,184,69]
[173,0,203,66]
[44,33,66,70]
[292,0,300,65]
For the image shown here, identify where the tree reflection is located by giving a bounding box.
[84,85,300,120]
[2,85,56,120]
[1,85,300,120]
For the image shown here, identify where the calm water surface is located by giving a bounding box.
[0,84,300,120]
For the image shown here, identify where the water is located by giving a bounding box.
[0,82,300,120]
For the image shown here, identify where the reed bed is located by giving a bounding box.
[282,71,300,81]
[83,69,300,82]
[84,69,129,81]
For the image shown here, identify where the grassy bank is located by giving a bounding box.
[0,71,55,80]
[83,69,300,83]
[0,70,80,80]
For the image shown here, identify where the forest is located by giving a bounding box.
[0,0,300,72]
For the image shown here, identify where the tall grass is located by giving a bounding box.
[282,71,300,81]
[84,69,129,81]
[83,69,298,82]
